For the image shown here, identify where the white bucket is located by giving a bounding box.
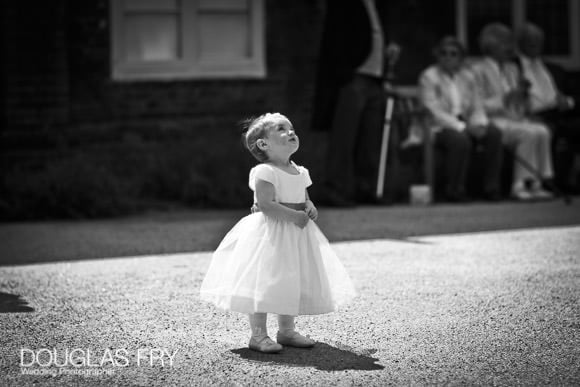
[410,184,432,205]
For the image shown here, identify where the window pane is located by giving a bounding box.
[198,13,250,61]
[525,0,569,55]
[198,0,248,11]
[466,0,512,55]
[124,0,179,12]
[124,14,180,61]
[112,0,266,79]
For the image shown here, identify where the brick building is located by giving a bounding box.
[1,0,579,217]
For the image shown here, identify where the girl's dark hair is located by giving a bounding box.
[240,113,286,162]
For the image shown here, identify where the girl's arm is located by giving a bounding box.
[305,189,318,220]
[255,179,309,228]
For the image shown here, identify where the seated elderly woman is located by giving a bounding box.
[470,23,554,200]
[418,36,503,202]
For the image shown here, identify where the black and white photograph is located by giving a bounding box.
[1,0,579,385]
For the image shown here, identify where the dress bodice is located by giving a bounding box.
[249,162,313,204]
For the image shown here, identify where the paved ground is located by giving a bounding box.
[0,201,579,386]
[2,199,580,265]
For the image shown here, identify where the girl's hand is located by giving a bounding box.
[294,211,310,229]
[305,200,318,220]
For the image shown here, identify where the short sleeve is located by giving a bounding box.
[248,164,276,192]
[299,166,313,188]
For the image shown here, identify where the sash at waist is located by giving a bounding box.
[251,202,306,213]
[280,202,306,211]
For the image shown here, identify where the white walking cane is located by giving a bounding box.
[376,93,395,199]
[375,43,401,200]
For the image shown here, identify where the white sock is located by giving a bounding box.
[248,313,268,341]
[278,314,296,335]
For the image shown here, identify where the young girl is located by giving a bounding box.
[199,112,356,353]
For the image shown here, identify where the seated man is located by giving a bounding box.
[517,23,580,193]
[418,36,503,201]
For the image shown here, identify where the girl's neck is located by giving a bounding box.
[266,158,300,174]
[267,155,292,168]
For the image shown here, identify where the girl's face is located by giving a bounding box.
[262,117,299,159]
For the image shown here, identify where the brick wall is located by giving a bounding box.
[1,1,324,137]
[63,0,330,198]
[1,1,333,211]
[1,1,326,173]
[2,0,69,132]
[64,1,322,131]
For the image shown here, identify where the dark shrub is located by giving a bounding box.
[0,155,134,220]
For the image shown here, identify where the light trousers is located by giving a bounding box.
[492,117,554,187]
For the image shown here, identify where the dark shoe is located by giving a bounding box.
[355,189,391,205]
[482,190,502,201]
[444,189,469,203]
[547,180,580,195]
[356,195,392,205]
[446,194,469,203]
[541,178,557,193]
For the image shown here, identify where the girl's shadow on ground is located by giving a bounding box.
[0,291,34,313]
[231,342,383,371]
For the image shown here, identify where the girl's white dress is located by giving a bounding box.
[199,162,356,316]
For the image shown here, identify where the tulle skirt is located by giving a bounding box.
[199,213,356,315]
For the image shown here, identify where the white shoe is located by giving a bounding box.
[249,336,283,353]
[512,188,534,201]
[276,331,316,348]
[531,187,554,200]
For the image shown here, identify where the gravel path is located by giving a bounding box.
[1,226,579,386]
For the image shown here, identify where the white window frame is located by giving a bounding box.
[111,0,266,81]
[455,0,580,69]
